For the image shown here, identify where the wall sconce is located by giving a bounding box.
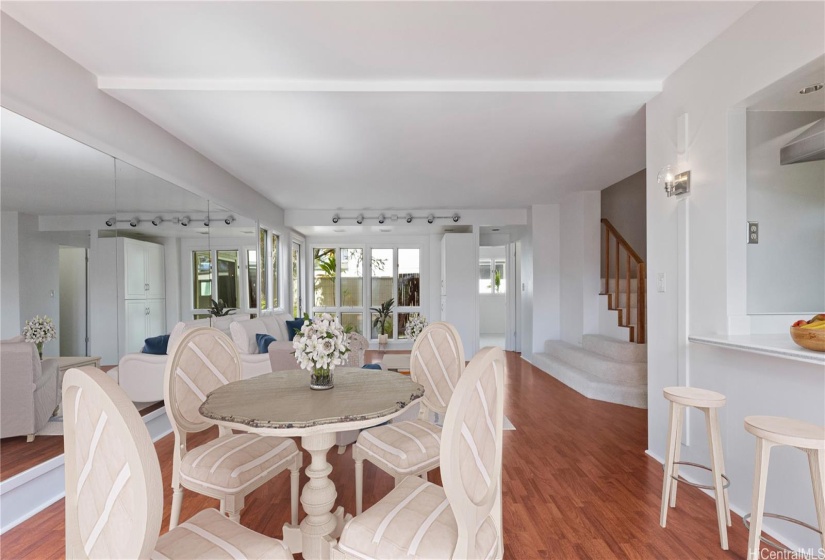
[658,165,691,197]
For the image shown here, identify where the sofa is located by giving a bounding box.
[229,312,300,375]
[1,337,59,441]
[110,314,251,402]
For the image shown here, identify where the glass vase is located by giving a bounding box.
[309,367,334,390]
[36,342,44,359]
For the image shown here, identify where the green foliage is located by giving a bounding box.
[370,298,395,335]
[209,299,236,317]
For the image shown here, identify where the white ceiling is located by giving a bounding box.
[2,1,756,211]
[744,55,825,111]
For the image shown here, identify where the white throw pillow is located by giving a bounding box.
[272,312,295,341]
[229,318,268,354]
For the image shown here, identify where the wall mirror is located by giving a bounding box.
[1,108,117,361]
[744,56,825,314]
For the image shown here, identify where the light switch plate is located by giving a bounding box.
[657,273,666,293]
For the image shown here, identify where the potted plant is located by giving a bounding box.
[370,298,394,344]
[494,269,502,293]
[209,298,236,317]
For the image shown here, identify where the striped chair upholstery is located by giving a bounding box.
[352,322,465,515]
[336,347,506,560]
[63,366,293,560]
[165,327,302,529]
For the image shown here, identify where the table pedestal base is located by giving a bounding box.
[283,432,353,559]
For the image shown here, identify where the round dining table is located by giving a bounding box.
[199,367,424,560]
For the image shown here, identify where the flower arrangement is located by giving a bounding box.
[404,313,428,342]
[23,315,57,358]
[292,313,350,389]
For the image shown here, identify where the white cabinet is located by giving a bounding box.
[123,237,165,300]
[440,233,477,357]
[96,237,168,357]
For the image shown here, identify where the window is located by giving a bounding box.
[259,228,268,310]
[193,251,212,309]
[292,241,302,317]
[479,258,506,294]
[216,250,240,308]
[247,249,258,309]
[271,233,279,309]
[312,245,421,340]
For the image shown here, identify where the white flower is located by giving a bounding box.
[23,315,57,345]
[404,314,428,341]
[292,315,351,374]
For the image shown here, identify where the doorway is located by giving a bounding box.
[59,246,88,356]
[478,245,507,349]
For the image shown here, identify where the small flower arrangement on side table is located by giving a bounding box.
[23,315,57,358]
[293,313,350,390]
[404,313,428,342]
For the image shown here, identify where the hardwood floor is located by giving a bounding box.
[1,351,758,559]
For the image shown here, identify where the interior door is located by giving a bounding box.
[145,243,165,299]
[124,299,148,354]
[123,238,147,299]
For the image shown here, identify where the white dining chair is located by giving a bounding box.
[352,322,465,514]
[165,327,302,529]
[335,346,505,560]
[63,366,293,559]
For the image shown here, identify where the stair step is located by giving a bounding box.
[543,341,646,385]
[601,278,639,292]
[531,353,647,409]
[608,292,638,308]
[582,335,647,363]
[617,307,639,327]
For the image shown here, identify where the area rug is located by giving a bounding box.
[36,401,160,436]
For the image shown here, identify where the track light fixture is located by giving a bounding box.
[452,213,460,223]
[427,214,435,224]
[203,217,211,227]
[405,213,413,223]
[332,214,340,224]
[224,215,235,225]
[129,217,140,228]
[327,211,462,225]
[180,216,190,227]
[378,214,385,224]
[151,216,163,226]
[356,214,364,224]
[105,217,115,227]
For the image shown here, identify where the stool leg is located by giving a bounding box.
[706,407,729,550]
[669,404,684,508]
[660,401,680,527]
[747,438,772,560]
[807,448,825,551]
[715,424,732,527]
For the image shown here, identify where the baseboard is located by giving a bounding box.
[644,450,808,554]
[0,406,172,534]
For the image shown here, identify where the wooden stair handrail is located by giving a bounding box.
[601,218,646,344]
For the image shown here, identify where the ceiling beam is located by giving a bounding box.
[98,77,662,93]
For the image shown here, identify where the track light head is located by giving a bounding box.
[427,214,435,224]
[151,216,163,226]
[378,214,385,224]
[332,214,340,224]
[224,215,235,225]
[129,217,140,228]
[356,214,364,225]
[105,217,115,227]
[203,217,210,227]
[180,216,190,227]
[452,213,460,223]
[405,213,413,223]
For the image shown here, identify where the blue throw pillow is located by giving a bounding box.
[256,333,277,354]
[142,334,170,355]
[362,363,382,370]
[285,318,309,341]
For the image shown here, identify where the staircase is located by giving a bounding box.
[531,219,648,408]
[532,335,647,408]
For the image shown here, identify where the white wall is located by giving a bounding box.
[530,205,562,354]
[601,169,646,278]
[1,212,21,339]
[0,13,284,227]
[646,2,825,551]
[746,110,825,314]
[17,214,60,357]
[559,193,601,346]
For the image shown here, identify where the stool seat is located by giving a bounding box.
[664,386,726,408]
[745,416,825,450]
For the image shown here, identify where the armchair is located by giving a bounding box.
[1,338,58,441]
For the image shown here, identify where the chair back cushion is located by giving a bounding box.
[63,367,161,559]
[165,327,241,433]
[344,332,369,367]
[441,346,505,558]
[410,322,465,414]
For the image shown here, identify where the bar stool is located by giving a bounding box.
[660,387,731,550]
[744,416,825,560]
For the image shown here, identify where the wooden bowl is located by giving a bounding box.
[790,326,825,352]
